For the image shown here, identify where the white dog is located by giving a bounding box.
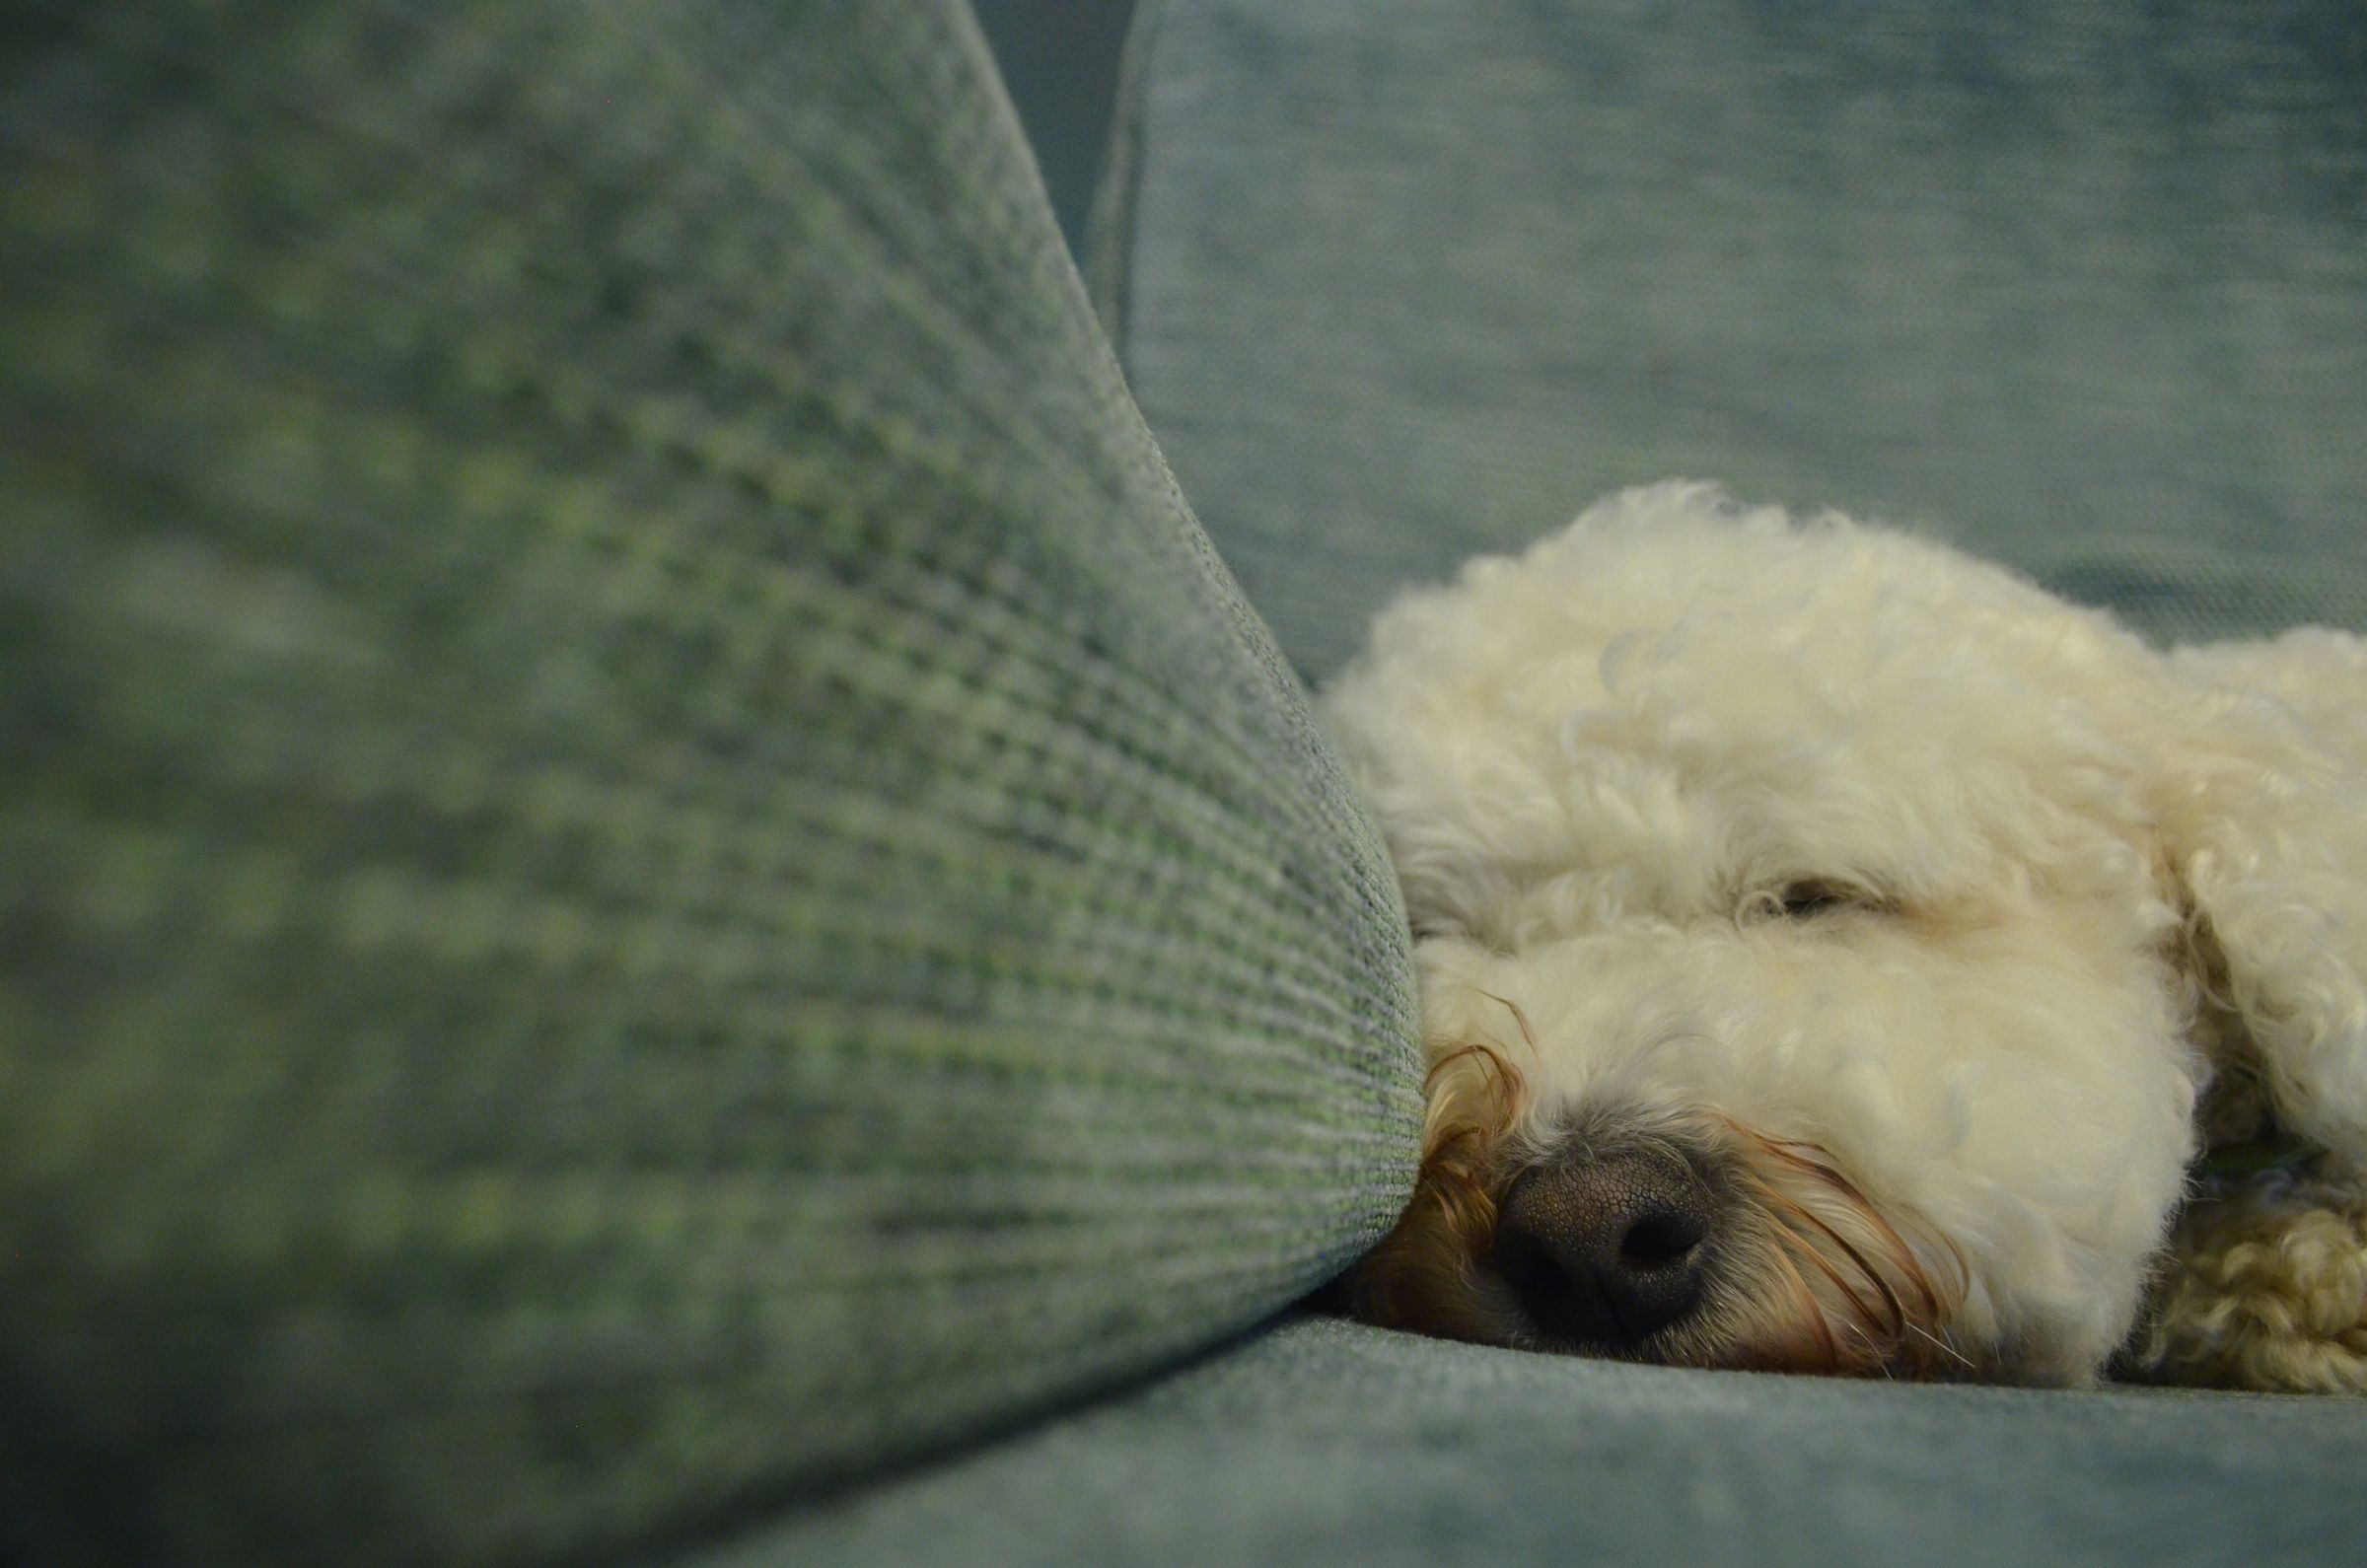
[1325,483,2367,1390]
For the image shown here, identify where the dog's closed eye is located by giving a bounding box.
[1740,879,1884,923]
[1777,881,1853,918]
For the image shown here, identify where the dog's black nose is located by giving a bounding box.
[1493,1145,1715,1349]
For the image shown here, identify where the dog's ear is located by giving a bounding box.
[2145,634,2367,1173]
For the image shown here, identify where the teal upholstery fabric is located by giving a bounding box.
[1096,0,2367,680]
[0,2,1420,1563]
[703,1315,2367,1567]
[973,0,1139,250]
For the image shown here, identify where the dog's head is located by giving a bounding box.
[1325,484,2367,1385]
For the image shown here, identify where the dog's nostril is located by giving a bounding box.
[1618,1211,1704,1269]
[1494,1145,1717,1350]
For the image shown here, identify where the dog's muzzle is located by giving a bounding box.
[1493,1144,1717,1349]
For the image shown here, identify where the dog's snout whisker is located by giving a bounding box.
[1492,1145,1718,1349]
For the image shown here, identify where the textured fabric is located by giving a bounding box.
[0,3,1421,1564]
[699,1314,2367,1567]
[1097,0,2367,681]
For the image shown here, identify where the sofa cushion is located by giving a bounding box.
[0,2,1418,1562]
[695,1313,2367,1566]
[1096,0,2367,680]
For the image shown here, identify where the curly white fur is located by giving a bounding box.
[1326,483,2367,1388]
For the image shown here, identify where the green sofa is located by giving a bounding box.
[4,2,2363,1563]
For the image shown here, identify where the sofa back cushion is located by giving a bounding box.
[1096,0,2367,680]
[0,3,1418,1562]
